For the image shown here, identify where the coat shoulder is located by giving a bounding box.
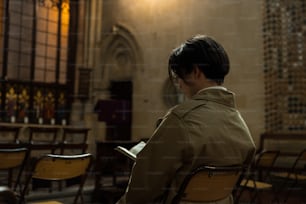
[171,99,206,118]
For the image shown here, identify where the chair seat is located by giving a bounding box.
[272,172,306,180]
[30,201,62,204]
[172,165,242,203]
[20,153,92,204]
[0,147,28,189]
[240,179,272,189]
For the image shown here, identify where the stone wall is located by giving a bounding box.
[89,0,265,146]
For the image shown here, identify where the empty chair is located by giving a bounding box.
[0,126,21,144]
[236,150,280,203]
[171,165,242,204]
[272,148,306,203]
[0,148,28,192]
[60,127,90,154]
[20,153,92,204]
[59,128,90,191]
[26,127,61,192]
[27,127,59,154]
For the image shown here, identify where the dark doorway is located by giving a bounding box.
[106,80,132,140]
[110,81,132,101]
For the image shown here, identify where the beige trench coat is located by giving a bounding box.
[116,88,256,204]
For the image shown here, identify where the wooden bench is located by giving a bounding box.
[258,132,306,171]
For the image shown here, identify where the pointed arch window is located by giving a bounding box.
[0,0,75,124]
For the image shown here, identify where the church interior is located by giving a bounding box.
[0,0,306,203]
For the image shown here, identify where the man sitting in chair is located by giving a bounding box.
[116,35,256,204]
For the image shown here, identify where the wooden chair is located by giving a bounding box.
[28,127,58,144]
[20,153,92,204]
[236,150,280,203]
[58,128,90,190]
[60,127,90,154]
[25,127,61,192]
[28,127,59,154]
[171,165,242,204]
[272,148,306,203]
[0,126,21,144]
[0,148,28,191]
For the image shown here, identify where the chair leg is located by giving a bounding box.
[250,189,263,204]
[73,174,88,204]
[233,189,242,204]
[247,188,257,204]
[233,185,247,204]
[8,169,13,188]
[19,173,33,204]
[272,174,294,203]
[283,179,298,203]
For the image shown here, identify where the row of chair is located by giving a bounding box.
[0,126,91,203]
[0,147,93,204]
[0,125,90,143]
[0,126,90,154]
[169,148,306,204]
[235,149,306,203]
[0,143,90,193]
[95,146,306,204]
[3,146,305,203]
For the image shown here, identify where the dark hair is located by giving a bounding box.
[168,35,230,85]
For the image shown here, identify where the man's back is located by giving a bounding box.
[163,88,255,203]
[172,88,255,166]
[116,35,256,204]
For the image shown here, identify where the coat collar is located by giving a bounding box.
[192,88,236,108]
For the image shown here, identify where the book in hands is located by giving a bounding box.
[115,141,146,161]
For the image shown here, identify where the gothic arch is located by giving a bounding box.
[97,24,143,89]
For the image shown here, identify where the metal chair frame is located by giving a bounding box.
[171,165,242,204]
[0,126,21,144]
[0,147,29,193]
[236,150,280,203]
[20,153,92,204]
[60,127,90,154]
[273,148,306,203]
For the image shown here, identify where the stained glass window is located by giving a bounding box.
[0,0,71,124]
[7,0,33,80]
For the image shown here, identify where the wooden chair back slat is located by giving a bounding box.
[29,127,58,144]
[0,148,27,169]
[60,127,90,154]
[172,165,242,203]
[33,154,92,180]
[0,148,28,190]
[256,150,280,169]
[0,126,20,144]
[20,153,92,204]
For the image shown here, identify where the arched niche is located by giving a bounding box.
[95,24,143,91]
